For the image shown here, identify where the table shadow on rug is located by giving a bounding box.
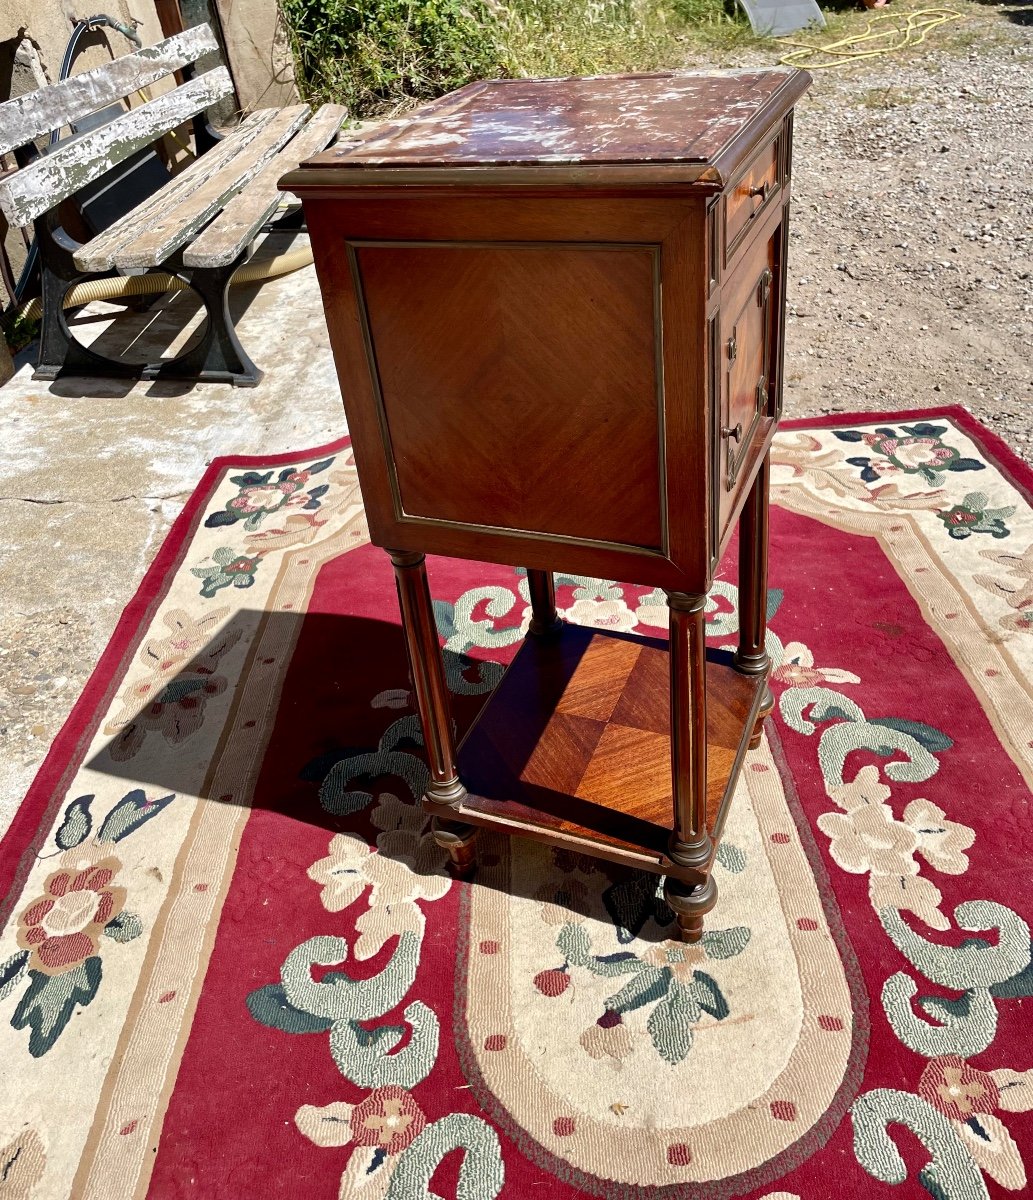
[82,609,684,937]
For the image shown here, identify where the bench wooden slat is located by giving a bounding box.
[111,103,312,270]
[0,26,219,157]
[0,66,233,227]
[184,104,347,268]
[73,106,286,271]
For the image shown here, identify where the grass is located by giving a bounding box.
[499,0,761,81]
[859,84,919,107]
[281,0,761,119]
[281,0,508,117]
[279,0,1020,119]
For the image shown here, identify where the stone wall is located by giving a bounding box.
[0,0,169,101]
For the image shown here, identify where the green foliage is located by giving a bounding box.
[499,0,679,81]
[281,0,509,114]
[2,309,39,355]
[279,0,756,119]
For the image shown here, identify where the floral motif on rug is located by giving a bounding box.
[0,409,1031,1200]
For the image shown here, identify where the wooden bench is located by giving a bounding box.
[0,25,346,387]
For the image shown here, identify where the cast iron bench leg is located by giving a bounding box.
[142,248,262,388]
[33,211,139,382]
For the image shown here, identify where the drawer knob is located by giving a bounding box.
[727,333,737,362]
[722,422,743,443]
[749,180,771,202]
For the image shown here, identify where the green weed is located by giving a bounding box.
[280,0,756,118]
[281,0,508,114]
[279,0,1020,120]
[2,309,39,355]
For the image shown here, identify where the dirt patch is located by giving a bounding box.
[775,23,1032,451]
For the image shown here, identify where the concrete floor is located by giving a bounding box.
[0,233,346,835]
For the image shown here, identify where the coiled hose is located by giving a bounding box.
[14,244,315,323]
[779,8,962,69]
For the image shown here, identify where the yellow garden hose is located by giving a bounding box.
[779,7,962,70]
[14,244,314,323]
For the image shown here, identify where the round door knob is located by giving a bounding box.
[722,422,743,442]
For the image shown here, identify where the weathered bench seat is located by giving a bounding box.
[0,25,345,386]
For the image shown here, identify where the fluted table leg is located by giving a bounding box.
[389,549,476,874]
[735,453,774,749]
[526,569,562,636]
[664,589,714,942]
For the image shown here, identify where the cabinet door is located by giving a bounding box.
[717,224,779,538]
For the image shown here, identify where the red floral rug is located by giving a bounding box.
[1,407,1032,1200]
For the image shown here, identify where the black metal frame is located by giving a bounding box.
[32,209,261,387]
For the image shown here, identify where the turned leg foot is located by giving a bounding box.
[525,569,562,637]
[749,683,775,750]
[432,816,479,878]
[664,874,718,944]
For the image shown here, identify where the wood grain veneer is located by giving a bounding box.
[453,627,765,875]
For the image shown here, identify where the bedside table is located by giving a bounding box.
[283,67,811,941]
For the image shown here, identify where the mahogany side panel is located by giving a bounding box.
[303,195,715,591]
[354,241,664,551]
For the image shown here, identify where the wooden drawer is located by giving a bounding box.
[717,221,779,540]
[723,132,780,265]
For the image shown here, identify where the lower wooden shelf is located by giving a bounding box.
[437,623,767,877]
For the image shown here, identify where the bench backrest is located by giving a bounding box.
[0,25,233,228]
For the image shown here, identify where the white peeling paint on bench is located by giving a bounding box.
[73,107,285,272]
[0,67,234,227]
[115,104,312,270]
[185,104,348,268]
[0,26,219,157]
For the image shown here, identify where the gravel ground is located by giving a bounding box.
[772,18,1033,449]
